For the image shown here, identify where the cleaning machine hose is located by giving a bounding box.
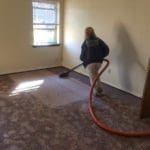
[89,59,150,137]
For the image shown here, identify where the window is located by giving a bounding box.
[32,1,60,46]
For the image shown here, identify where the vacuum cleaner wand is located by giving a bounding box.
[59,63,83,78]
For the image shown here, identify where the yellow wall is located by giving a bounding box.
[63,0,150,97]
[0,0,63,74]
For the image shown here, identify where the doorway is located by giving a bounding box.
[141,59,150,118]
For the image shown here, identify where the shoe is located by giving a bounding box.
[97,88,103,94]
[94,91,103,97]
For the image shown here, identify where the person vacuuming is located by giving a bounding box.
[80,27,109,96]
[59,27,150,137]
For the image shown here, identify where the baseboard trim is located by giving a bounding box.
[0,65,143,99]
[62,64,142,98]
[0,65,62,76]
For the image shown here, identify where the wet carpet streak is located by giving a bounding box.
[0,67,150,150]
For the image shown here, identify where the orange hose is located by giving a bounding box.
[88,59,150,137]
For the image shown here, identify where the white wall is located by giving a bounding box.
[63,0,150,97]
[0,0,63,75]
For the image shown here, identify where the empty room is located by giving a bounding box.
[0,0,150,149]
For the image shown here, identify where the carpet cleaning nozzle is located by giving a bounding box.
[59,63,83,78]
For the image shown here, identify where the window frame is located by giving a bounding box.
[32,1,61,47]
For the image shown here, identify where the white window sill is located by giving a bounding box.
[32,44,61,48]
